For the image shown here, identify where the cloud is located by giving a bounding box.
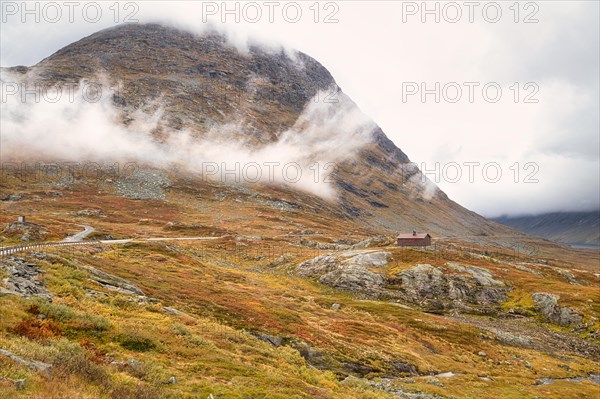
[0,70,375,200]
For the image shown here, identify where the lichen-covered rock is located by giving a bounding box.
[0,257,52,300]
[81,264,145,296]
[532,292,583,327]
[344,250,391,267]
[297,255,509,313]
[318,263,386,293]
[395,263,509,313]
[296,250,390,295]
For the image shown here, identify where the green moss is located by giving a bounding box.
[170,323,191,336]
[119,335,157,352]
[501,289,537,316]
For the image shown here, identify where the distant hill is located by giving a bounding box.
[492,211,600,247]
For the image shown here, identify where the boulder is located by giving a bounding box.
[391,360,417,375]
[318,264,386,293]
[296,250,390,295]
[532,292,583,327]
[0,349,51,379]
[15,379,26,390]
[396,263,509,312]
[254,332,284,347]
[0,257,52,300]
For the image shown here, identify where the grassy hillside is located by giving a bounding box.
[1,170,599,398]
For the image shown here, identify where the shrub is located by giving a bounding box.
[111,297,138,310]
[53,342,109,386]
[119,333,157,352]
[12,318,62,340]
[28,299,76,322]
[27,299,111,333]
[80,337,107,364]
[170,323,191,336]
[70,314,111,332]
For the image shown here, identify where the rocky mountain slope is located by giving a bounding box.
[2,23,515,238]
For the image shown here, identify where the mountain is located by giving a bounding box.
[2,23,514,239]
[492,211,600,247]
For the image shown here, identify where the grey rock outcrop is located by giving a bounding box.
[80,264,145,296]
[347,251,391,267]
[1,193,24,201]
[390,360,418,375]
[0,349,52,379]
[485,328,535,348]
[2,221,48,242]
[296,250,390,295]
[319,264,386,294]
[74,208,105,217]
[0,257,52,300]
[162,306,195,319]
[297,254,509,313]
[343,376,445,399]
[532,292,584,327]
[253,332,284,347]
[395,263,509,313]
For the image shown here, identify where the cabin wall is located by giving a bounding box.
[397,238,429,247]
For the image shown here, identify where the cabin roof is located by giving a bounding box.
[397,233,431,239]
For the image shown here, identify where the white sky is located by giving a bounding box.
[1,0,598,217]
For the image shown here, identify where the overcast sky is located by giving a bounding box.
[1,1,598,217]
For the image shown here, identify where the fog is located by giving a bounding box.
[0,71,376,200]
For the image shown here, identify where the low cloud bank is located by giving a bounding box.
[1,72,376,200]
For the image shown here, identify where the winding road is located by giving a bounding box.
[62,225,95,242]
[0,225,223,257]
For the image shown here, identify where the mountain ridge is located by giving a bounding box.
[492,211,600,246]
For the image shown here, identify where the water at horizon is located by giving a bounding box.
[569,243,600,250]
